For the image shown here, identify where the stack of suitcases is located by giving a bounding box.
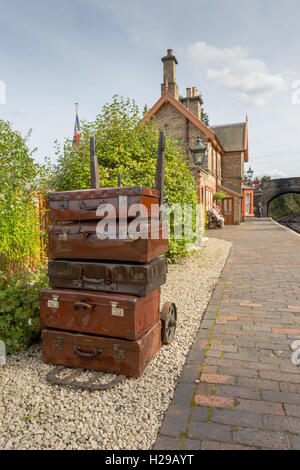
[39,132,177,382]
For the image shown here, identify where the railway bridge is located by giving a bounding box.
[261,177,300,216]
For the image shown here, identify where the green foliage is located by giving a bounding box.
[268,193,300,219]
[0,120,48,273]
[213,192,226,201]
[201,110,209,126]
[253,177,262,184]
[250,176,271,185]
[51,96,199,261]
[199,92,209,126]
[0,267,48,354]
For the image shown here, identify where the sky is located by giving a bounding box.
[1,0,300,178]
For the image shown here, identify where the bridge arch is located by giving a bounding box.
[261,178,300,216]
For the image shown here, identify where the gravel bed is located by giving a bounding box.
[0,237,231,450]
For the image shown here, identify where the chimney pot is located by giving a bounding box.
[186,88,191,98]
[192,87,198,97]
[167,49,173,55]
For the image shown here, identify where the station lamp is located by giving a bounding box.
[190,135,208,170]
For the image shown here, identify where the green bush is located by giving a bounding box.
[268,193,300,219]
[51,96,199,261]
[0,267,48,354]
[213,192,226,201]
[0,120,48,273]
[0,121,50,354]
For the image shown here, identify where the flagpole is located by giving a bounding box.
[73,102,81,146]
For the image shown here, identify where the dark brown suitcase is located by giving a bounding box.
[48,186,160,222]
[48,258,168,297]
[48,221,168,263]
[41,321,162,378]
[40,288,160,340]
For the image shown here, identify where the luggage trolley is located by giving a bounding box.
[43,132,177,391]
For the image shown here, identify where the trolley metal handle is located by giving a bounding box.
[74,347,102,358]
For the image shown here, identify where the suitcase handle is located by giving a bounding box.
[74,347,102,358]
[82,229,95,238]
[80,200,104,210]
[73,302,93,311]
[82,276,106,285]
[124,234,135,243]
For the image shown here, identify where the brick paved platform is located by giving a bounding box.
[154,219,300,450]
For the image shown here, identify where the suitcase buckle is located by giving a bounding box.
[52,336,64,350]
[111,302,124,317]
[113,344,125,360]
[47,295,59,309]
[58,232,68,241]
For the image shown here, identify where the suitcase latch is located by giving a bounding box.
[47,295,59,309]
[111,302,124,317]
[59,198,69,209]
[74,279,84,288]
[113,344,125,360]
[58,232,68,241]
[52,335,64,350]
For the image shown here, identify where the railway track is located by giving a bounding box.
[277,214,300,234]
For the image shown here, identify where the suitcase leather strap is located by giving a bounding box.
[49,226,81,235]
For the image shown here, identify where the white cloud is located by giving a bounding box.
[185,41,288,106]
[267,169,287,178]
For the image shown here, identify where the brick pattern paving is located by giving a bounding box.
[154,219,300,450]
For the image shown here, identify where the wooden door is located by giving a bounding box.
[222,198,234,225]
[245,193,251,215]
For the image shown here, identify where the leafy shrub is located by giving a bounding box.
[51,96,199,261]
[268,193,300,219]
[0,120,48,273]
[213,192,226,201]
[0,121,50,354]
[0,267,48,354]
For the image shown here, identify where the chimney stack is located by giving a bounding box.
[161,49,178,100]
[180,86,203,121]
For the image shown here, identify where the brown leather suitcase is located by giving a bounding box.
[40,288,160,340]
[48,257,168,297]
[48,186,160,222]
[41,321,162,377]
[48,221,168,263]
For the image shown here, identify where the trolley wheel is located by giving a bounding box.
[160,302,177,345]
